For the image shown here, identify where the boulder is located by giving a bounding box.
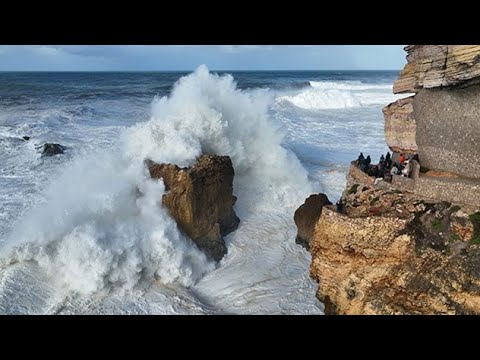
[148,155,240,261]
[40,143,65,157]
[293,194,332,250]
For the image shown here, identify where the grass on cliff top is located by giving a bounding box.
[469,212,480,244]
[349,184,360,195]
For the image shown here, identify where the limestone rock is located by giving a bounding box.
[394,45,480,94]
[148,155,240,261]
[294,194,332,250]
[382,96,417,154]
[309,189,480,315]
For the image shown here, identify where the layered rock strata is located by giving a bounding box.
[384,45,480,179]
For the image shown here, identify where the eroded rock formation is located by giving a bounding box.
[384,45,480,177]
[383,96,416,154]
[148,155,240,261]
[294,194,332,250]
[393,45,480,94]
[301,45,480,314]
[309,188,480,315]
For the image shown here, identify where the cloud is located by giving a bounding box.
[0,45,406,71]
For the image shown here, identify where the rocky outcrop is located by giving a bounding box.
[303,45,480,314]
[393,45,480,94]
[384,45,480,179]
[382,96,416,154]
[39,143,65,156]
[148,155,240,261]
[309,186,480,315]
[294,194,332,250]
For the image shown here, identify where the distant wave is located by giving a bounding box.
[309,81,392,91]
[276,80,397,110]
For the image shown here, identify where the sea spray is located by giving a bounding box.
[1,65,312,296]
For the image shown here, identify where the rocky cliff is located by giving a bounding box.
[309,187,480,315]
[385,45,480,179]
[148,155,240,261]
[300,45,480,314]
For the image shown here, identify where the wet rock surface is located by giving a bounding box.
[148,155,240,261]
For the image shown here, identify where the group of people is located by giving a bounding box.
[354,151,414,181]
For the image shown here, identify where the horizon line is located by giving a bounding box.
[0,69,402,73]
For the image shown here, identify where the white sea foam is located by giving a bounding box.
[309,80,392,91]
[277,80,401,110]
[0,65,314,304]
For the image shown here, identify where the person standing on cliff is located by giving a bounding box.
[399,153,405,165]
[366,155,371,166]
[385,152,392,169]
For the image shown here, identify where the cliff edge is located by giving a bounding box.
[300,45,480,314]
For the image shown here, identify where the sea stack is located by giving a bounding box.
[148,155,240,261]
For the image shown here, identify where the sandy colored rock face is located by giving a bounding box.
[303,45,480,314]
[393,45,480,94]
[384,44,480,181]
[294,194,332,250]
[309,187,480,315]
[383,96,417,154]
[148,155,240,261]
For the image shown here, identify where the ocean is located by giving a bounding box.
[0,67,405,314]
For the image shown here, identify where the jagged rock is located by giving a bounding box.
[309,190,480,315]
[148,155,240,261]
[382,96,417,154]
[393,45,448,94]
[394,45,480,94]
[294,194,332,250]
[40,143,64,156]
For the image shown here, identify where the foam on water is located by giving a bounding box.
[0,69,405,314]
[276,80,402,110]
[0,66,320,313]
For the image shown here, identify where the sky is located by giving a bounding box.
[0,45,406,71]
